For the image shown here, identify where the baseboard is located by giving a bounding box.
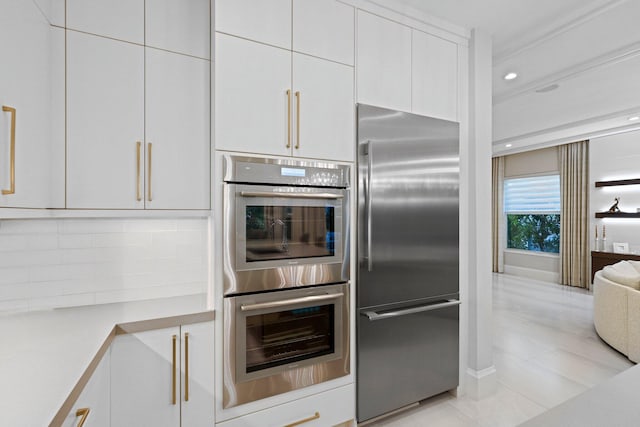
[504,264,560,283]
[465,366,498,400]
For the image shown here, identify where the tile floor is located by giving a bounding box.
[364,273,634,427]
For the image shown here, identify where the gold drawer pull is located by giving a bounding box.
[295,91,300,149]
[184,332,190,402]
[285,412,320,427]
[136,141,142,201]
[2,105,16,195]
[172,334,177,405]
[75,408,90,427]
[147,142,153,202]
[286,89,292,149]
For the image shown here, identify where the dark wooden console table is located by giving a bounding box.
[591,251,640,282]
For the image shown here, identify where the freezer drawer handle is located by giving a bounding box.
[241,293,344,312]
[362,299,460,321]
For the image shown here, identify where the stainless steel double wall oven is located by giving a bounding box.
[222,155,351,408]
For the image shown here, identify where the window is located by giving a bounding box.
[504,175,560,254]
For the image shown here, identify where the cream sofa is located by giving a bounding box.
[593,261,640,363]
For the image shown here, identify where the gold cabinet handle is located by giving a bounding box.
[147,142,152,202]
[2,106,16,195]
[285,412,320,427]
[295,91,301,149]
[172,334,177,405]
[184,332,189,402]
[75,408,90,427]
[136,141,142,201]
[286,89,292,149]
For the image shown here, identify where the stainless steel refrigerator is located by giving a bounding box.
[356,104,460,422]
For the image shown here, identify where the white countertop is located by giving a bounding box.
[520,363,640,427]
[0,294,212,427]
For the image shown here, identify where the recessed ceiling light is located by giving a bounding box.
[505,144,513,148]
[503,72,518,81]
[629,116,640,121]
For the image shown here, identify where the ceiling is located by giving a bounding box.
[376,0,640,154]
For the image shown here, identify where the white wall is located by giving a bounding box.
[590,129,640,254]
[0,218,208,312]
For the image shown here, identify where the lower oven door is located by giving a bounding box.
[223,283,350,408]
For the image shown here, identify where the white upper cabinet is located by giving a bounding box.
[293,0,355,65]
[215,0,291,50]
[67,0,145,44]
[146,0,211,59]
[216,0,354,65]
[292,53,354,161]
[215,33,292,157]
[145,49,210,210]
[412,29,458,121]
[66,31,145,209]
[215,0,355,161]
[0,0,59,209]
[356,10,412,113]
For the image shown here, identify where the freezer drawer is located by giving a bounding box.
[356,301,459,422]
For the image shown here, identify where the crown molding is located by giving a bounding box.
[494,0,628,65]
[493,40,640,104]
[492,105,640,155]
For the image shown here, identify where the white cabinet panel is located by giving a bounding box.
[146,0,211,59]
[216,383,355,427]
[356,10,411,113]
[66,31,144,209]
[293,0,354,66]
[215,0,291,50]
[67,0,144,44]
[50,26,65,208]
[0,0,54,208]
[111,328,181,427]
[181,322,215,427]
[215,33,292,157]
[293,53,354,161]
[412,30,458,121]
[61,353,110,427]
[145,49,210,210]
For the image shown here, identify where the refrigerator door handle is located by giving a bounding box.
[361,299,460,321]
[365,141,373,272]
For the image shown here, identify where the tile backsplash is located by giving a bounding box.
[0,217,209,312]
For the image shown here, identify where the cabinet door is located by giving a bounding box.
[293,0,354,66]
[145,49,210,210]
[215,0,291,50]
[181,322,215,427]
[62,353,110,427]
[215,34,292,157]
[67,31,144,209]
[356,10,411,113]
[111,327,181,427]
[0,0,54,208]
[412,30,458,121]
[293,54,354,161]
[67,0,144,44]
[146,0,211,59]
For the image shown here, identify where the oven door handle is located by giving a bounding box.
[239,191,344,199]
[240,293,344,312]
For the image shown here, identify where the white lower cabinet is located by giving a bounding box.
[62,352,111,427]
[110,322,214,427]
[216,383,355,427]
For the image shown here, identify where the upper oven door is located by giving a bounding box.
[224,184,349,295]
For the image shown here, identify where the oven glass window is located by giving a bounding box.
[245,206,335,262]
[245,304,335,373]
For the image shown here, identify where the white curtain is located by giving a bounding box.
[492,156,505,273]
[559,140,590,288]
